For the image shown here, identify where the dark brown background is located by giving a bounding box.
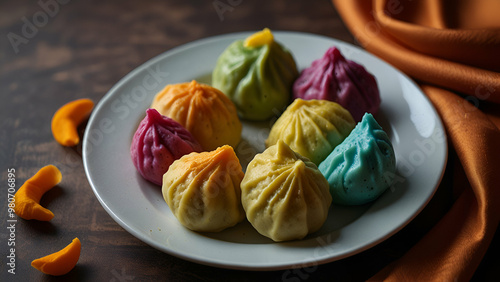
[1,0,499,281]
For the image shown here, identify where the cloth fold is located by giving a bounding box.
[332,0,500,280]
[333,0,500,102]
[373,0,500,72]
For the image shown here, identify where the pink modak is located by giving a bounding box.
[131,108,202,185]
[293,47,380,122]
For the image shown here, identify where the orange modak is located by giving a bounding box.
[151,80,242,151]
[162,145,245,232]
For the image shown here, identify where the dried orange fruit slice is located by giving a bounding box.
[14,165,62,221]
[31,238,81,276]
[51,98,94,146]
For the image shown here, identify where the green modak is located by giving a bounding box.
[212,28,299,121]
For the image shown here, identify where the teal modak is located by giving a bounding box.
[318,113,396,205]
[212,29,299,121]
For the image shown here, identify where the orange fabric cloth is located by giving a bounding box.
[332,0,500,280]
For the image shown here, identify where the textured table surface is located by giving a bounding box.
[1,0,498,281]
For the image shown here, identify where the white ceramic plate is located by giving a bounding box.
[83,31,447,270]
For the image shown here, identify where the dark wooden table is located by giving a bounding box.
[1,0,499,281]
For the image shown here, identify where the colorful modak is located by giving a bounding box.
[319,113,396,205]
[151,80,242,151]
[212,28,299,121]
[162,145,245,232]
[130,109,202,185]
[293,46,381,122]
[266,99,355,166]
[241,140,332,242]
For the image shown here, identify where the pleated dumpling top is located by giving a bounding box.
[130,108,202,185]
[151,80,242,151]
[241,140,332,242]
[266,99,355,166]
[293,46,381,122]
[319,113,396,205]
[162,145,245,232]
[212,28,299,121]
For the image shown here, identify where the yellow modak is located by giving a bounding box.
[241,140,332,242]
[266,99,355,165]
[151,80,242,151]
[162,145,245,232]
